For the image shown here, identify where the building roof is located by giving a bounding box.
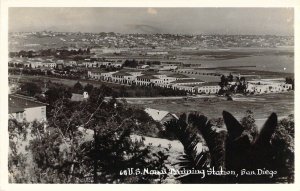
[197,82,220,87]
[9,94,47,114]
[141,71,159,75]
[42,60,55,64]
[30,59,42,62]
[137,75,159,80]
[167,73,189,78]
[112,72,132,77]
[171,79,204,84]
[145,108,172,122]
[9,106,25,113]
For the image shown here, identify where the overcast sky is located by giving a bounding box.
[9,8,294,35]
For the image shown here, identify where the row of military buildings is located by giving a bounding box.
[88,70,293,95]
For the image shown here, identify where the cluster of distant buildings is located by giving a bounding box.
[89,69,293,95]
[10,32,294,52]
[88,69,222,94]
[9,57,124,70]
[9,55,293,96]
[9,56,188,71]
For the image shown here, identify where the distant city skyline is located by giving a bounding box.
[9,8,294,36]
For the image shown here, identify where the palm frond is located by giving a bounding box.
[188,113,226,170]
[164,118,211,183]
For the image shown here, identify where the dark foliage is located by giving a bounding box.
[165,110,293,183]
[18,82,42,97]
[73,81,84,94]
[222,111,293,183]
[9,96,169,183]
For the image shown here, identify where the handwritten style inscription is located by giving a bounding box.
[120,167,277,179]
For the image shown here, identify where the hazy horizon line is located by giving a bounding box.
[9,30,294,37]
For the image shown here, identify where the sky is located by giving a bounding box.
[9,8,294,35]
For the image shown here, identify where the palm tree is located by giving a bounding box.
[165,113,226,183]
[165,111,281,183]
[223,111,278,183]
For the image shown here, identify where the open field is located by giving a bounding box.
[128,91,294,126]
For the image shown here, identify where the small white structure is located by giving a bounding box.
[159,65,178,71]
[139,65,150,69]
[41,61,57,68]
[28,60,42,68]
[83,92,89,99]
[144,108,178,124]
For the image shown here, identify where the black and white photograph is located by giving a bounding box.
[1,2,298,187]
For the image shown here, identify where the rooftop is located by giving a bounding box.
[141,71,159,75]
[30,59,42,62]
[137,75,159,80]
[144,108,170,122]
[42,60,55,63]
[171,79,205,84]
[167,73,189,78]
[197,82,220,86]
[9,94,47,114]
[112,71,132,77]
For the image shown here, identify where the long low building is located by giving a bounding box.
[87,69,224,94]
[246,80,292,94]
[9,94,47,122]
[197,82,221,94]
[171,80,221,94]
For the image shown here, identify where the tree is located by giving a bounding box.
[271,114,294,182]
[9,96,169,183]
[285,77,294,90]
[19,82,42,97]
[219,75,228,89]
[84,83,94,94]
[240,110,258,137]
[123,60,138,68]
[8,119,31,183]
[44,86,72,116]
[73,81,83,93]
[164,113,226,183]
[228,73,233,82]
[165,110,293,183]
